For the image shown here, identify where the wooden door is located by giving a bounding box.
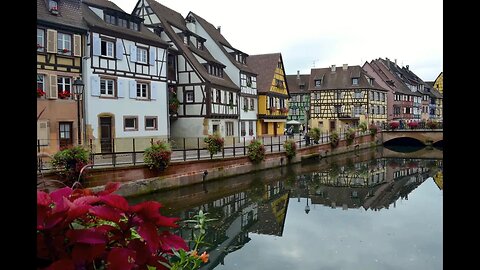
[100,117,112,153]
[262,122,268,135]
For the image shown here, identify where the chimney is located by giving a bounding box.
[394,59,397,66]
[297,70,300,80]
[331,65,336,72]
[406,65,409,70]
[217,26,221,32]
[342,64,348,70]
[386,59,390,69]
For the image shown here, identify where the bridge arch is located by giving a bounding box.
[383,137,425,146]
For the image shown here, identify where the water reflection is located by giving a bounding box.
[131,147,442,270]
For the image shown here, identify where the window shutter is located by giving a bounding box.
[130,45,137,62]
[117,78,126,97]
[92,33,101,56]
[37,120,50,146]
[129,80,137,98]
[149,47,155,66]
[73,34,81,57]
[48,74,58,99]
[91,76,100,96]
[116,39,123,60]
[46,29,57,53]
[150,82,158,100]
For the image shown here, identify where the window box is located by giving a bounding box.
[37,88,46,98]
[269,107,277,113]
[280,107,289,113]
[58,91,71,99]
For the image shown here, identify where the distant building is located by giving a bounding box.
[433,72,443,94]
[286,72,310,132]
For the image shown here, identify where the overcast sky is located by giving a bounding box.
[111,0,443,81]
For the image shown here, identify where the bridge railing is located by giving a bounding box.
[381,121,443,131]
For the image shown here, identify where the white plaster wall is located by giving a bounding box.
[170,117,205,138]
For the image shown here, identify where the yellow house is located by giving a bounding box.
[247,53,290,136]
[433,72,443,94]
[309,65,388,133]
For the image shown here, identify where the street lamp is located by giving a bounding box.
[305,184,310,214]
[73,77,84,145]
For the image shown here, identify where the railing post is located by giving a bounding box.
[183,138,186,161]
[270,136,273,152]
[89,139,94,165]
[112,138,116,167]
[299,133,302,148]
[132,138,136,165]
[278,136,281,152]
[197,137,200,160]
[243,137,246,156]
[233,137,236,157]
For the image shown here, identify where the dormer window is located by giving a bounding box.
[118,18,128,28]
[183,35,188,45]
[197,40,203,50]
[299,83,305,90]
[49,0,59,14]
[129,22,139,31]
[368,78,374,85]
[204,64,224,78]
[352,78,359,85]
[314,79,321,87]
[105,14,116,25]
[277,62,283,69]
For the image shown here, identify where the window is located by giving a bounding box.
[197,41,203,50]
[229,92,234,105]
[57,32,71,55]
[246,76,252,87]
[243,97,248,110]
[250,98,254,110]
[57,77,71,97]
[275,79,283,88]
[185,91,194,103]
[118,18,128,28]
[100,78,115,97]
[241,121,246,136]
[105,14,116,25]
[368,78,374,85]
[183,35,188,44]
[249,121,254,136]
[216,89,221,103]
[314,80,321,87]
[352,78,359,85]
[49,0,58,13]
[381,93,385,102]
[375,92,379,101]
[37,29,45,52]
[101,40,114,58]
[226,122,234,136]
[59,122,73,148]
[354,90,362,99]
[124,116,138,131]
[336,92,342,99]
[137,47,148,64]
[277,62,283,69]
[37,74,45,92]
[136,82,149,99]
[145,116,157,130]
[299,84,305,90]
[354,106,362,116]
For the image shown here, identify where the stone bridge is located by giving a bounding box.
[381,130,443,145]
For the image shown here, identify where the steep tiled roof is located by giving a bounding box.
[189,12,257,75]
[285,74,310,94]
[82,0,169,47]
[376,58,422,96]
[247,53,288,95]
[308,65,388,91]
[37,0,88,31]
[144,0,239,90]
[369,59,414,95]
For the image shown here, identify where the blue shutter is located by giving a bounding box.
[150,82,158,100]
[129,80,136,98]
[117,78,126,98]
[149,47,155,66]
[92,33,101,56]
[130,44,137,62]
[91,76,100,97]
[116,39,123,60]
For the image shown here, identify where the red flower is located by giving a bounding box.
[62,48,69,53]
[37,88,46,97]
[59,91,71,99]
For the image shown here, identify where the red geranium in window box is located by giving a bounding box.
[62,48,70,53]
[37,88,46,97]
[58,91,71,99]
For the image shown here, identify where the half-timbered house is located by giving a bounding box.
[81,0,170,153]
[133,0,240,142]
[247,53,290,136]
[309,65,388,133]
[37,0,88,154]
[286,71,310,132]
[186,12,258,139]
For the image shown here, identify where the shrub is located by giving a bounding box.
[369,123,379,137]
[408,121,418,129]
[37,182,210,270]
[283,139,297,159]
[359,121,368,133]
[204,132,224,158]
[51,146,90,182]
[426,120,438,129]
[389,121,400,130]
[346,128,356,145]
[247,139,266,163]
[330,131,339,148]
[144,140,172,171]
[308,127,321,144]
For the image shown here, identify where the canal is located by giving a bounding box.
[129,146,443,270]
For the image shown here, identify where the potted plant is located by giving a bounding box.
[346,128,356,145]
[51,145,90,183]
[143,140,172,171]
[169,95,179,114]
[283,139,297,160]
[358,121,368,133]
[280,107,289,114]
[308,127,321,144]
[408,121,418,129]
[247,139,266,163]
[204,132,224,159]
[389,121,399,130]
[426,120,438,129]
[330,131,339,148]
[37,88,46,98]
[368,123,378,137]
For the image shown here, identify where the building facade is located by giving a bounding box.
[309,65,388,133]
[286,72,310,132]
[433,72,443,94]
[247,53,290,136]
[134,0,240,142]
[37,0,88,154]
[82,0,170,153]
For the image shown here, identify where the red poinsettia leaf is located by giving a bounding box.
[138,222,160,252]
[97,182,121,196]
[71,243,106,263]
[100,194,130,211]
[50,187,73,204]
[156,215,180,228]
[89,205,122,222]
[107,248,136,270]
[159,231,189,252]
[126,239,150,265]
[146,255,170,270]
[42,211,67,230]
[66,229,106,244]
[52,196,71,215]
[37,191,52,206]
[65,204,90,224]
[45,259,75,270]
[73,195,100,206]
[131,201,163,223]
